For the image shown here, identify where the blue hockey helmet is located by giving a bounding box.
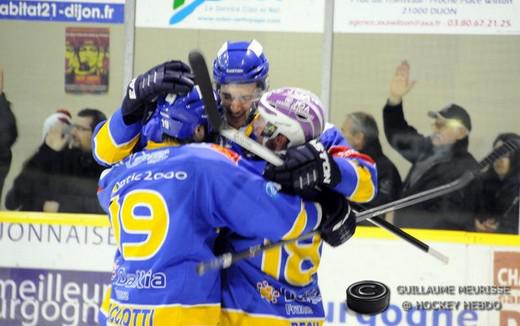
[212,40,269,90]
[143,86,214,142]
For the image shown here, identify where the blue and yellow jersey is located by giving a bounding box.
[219,124,377,325]
[96,143,321,326]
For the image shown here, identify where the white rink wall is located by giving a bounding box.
[320,228,520,325]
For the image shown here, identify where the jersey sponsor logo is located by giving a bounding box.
[286,303,314,316]
[257,280,280,304]
[265,181,281,198]
[113,267,166,289]
[112,170,188,193]
[114,288,129,301]
[281,287,322,305]
[125,149,170,169]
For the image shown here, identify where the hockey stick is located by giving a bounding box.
[196,139,518,275]
[188,49,452,271]
[366,215,448,263]
[196,215,449,276]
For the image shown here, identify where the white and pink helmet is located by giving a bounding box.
[255,87,325,148]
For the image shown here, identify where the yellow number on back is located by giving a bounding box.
[108,190,169,260]
[261,203,322,286]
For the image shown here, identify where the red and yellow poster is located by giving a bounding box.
[65,27,109,93]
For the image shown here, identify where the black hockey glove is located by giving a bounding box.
[264,139,341,198]
[121,60,195,124]
[316,189,356,247]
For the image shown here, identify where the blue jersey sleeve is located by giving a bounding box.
[197,145,321,241]
[92,108,142,167]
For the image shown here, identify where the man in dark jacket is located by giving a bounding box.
[383,61,480,230]
[341,111,402,207]
[0,68,18,200]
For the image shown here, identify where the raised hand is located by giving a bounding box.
[389,60,416,105]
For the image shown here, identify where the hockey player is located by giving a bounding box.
[97,86,354,325]
[218,87,376,325]
[92,59,376,324]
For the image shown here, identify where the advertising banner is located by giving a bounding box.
[0,267,110,326]
[0,0,124,24]
[1,212,519,325]
[334,0,520,35]
[0,213,115,325]
[136,0,324,33]
[320,229,520,325]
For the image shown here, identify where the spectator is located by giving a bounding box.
[0,68,18,200]
[476,133,520,234]
[341,112,402,207]
[383,60,480,230]
[46,108,106,213]
[6,110,72,211]
[6,108,106,213]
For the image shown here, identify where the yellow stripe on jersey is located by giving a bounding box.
[93,119,140,166]
[221,309,323,326]
[106,300,220,326]
[348,164,376,203]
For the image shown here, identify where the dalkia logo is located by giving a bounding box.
[169,0,221,25]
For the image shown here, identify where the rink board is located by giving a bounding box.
[0,211,519,326]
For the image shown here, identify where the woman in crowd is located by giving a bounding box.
[476,133,520,234]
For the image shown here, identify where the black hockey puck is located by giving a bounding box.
[346,280,390,314]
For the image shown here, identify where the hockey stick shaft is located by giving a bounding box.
[197,140,518,274]
[367,216,448,264]
[199,214,448,275]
